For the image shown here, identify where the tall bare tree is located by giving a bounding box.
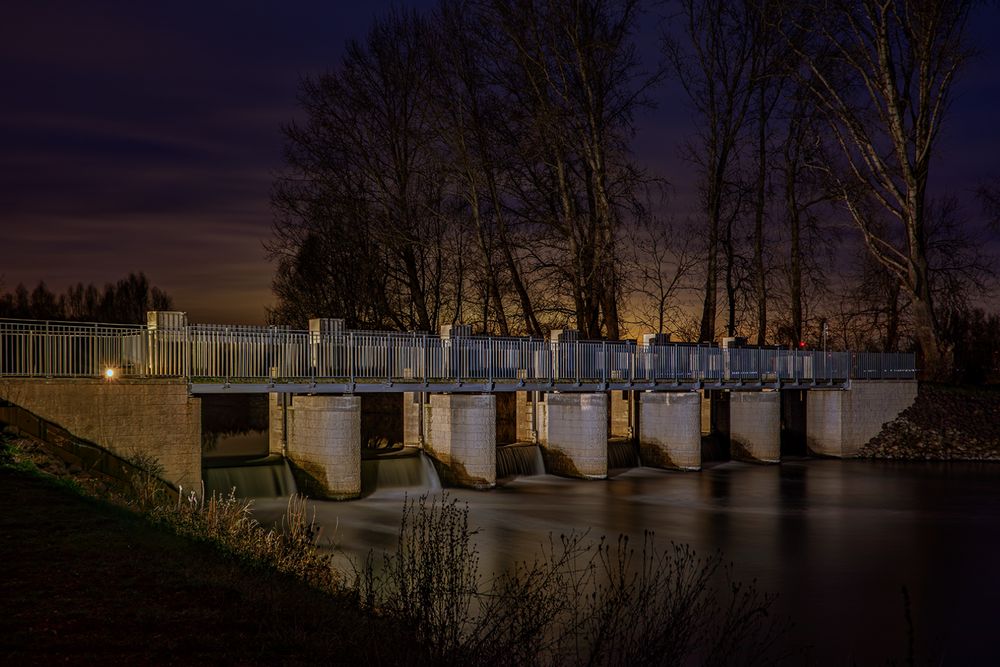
[666,0,763,342]
[787,0,978,374]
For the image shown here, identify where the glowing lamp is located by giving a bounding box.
[798,341,806,349]
[105,368,116,379]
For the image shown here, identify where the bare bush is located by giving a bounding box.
[356,493,788,666]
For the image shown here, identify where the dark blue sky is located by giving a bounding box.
[2,1,998,324]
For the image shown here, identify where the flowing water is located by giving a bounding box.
[496,443,545,478]
[250,458,1000,664]
[361,447,441,493]
[204,455,298,498]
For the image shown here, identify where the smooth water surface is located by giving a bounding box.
[252,460,1000,663]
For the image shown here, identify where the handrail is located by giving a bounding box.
[0,317,918,385]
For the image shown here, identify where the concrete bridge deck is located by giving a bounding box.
[0,314,916,393]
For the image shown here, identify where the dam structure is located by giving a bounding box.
[0,312,918,498]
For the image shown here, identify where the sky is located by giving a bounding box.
[2,1,999,325]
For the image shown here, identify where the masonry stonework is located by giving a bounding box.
[729,391,780,463]
[639,392,701,470]
[542,392,607,479]
[0,378,201,489]
[285,394,361,500]
[425,394,496,488]
[807,380,917,457]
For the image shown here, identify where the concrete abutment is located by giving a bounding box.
[0,378,201,490]
[807,380,917,457]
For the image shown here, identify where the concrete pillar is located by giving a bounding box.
[268,392,285,456]
[700,390,712,435]
[542,392,607,479]
[610,390,633,438]
[426,394,496,489]
[639,392,701,470]
[807,380,917,457]
[285,395,361,500]
[515,391,534,442]
[402,391,424,447]
[729,392,780,463]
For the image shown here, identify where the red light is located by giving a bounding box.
[798,341,806,348]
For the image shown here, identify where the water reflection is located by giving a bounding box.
[252,460,1000,664]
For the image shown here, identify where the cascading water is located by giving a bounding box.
[203,454,298,498]
[361,446,442,493]
[607,439,639,469]
[496,443,546,478]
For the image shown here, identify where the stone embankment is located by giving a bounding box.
[857,384,1000,461]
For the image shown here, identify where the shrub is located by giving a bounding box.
[356,493,789,666]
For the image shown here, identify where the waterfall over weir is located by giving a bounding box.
[361,446,441,493]
[608,439,639,469]
[497,444,545,478]
[203,455,298,498]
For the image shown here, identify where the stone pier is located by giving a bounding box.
[541,392,608,479]
[268,392,285,456]
[425,394,496,489]
[807,380,917,457]
[610,391,633,439]
[638,392,701,470]
[285,395,361,500]
[402,391,425,447]
[515,391,541,443]
[729,391,780,463]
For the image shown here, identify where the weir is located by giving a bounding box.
[0,313,920,499]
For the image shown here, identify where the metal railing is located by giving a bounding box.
[0,318,917,387]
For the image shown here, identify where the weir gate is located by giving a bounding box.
[0,313,918,498]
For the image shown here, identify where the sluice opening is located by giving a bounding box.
[608,438,639,470]
[361,445,441,493]
[203,454,298,498]
[496,443,545,479]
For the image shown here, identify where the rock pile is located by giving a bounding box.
[857,384,1000,461]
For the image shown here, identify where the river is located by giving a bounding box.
[246,458,1000,664]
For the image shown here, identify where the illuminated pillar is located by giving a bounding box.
[639,392,701,470]
[285,395,361,500]
[542,392,607,479]
[425,394,496,489]
[729,391,780,463]
[807,380,917,457]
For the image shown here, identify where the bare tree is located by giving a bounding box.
[666,0,764,342]
[786,0,979,374]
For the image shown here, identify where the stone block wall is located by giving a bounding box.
[285,395,360,499]
[426,394,496,488]
[807,380,917,457]
[638,392,701,470]
[542,392,607,479]
[729,391,780,463]
[0,378,201,490]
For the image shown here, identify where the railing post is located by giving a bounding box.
[349,332,355,385]
[488,338,493,386]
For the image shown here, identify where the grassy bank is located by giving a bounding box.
[1,426,796,665]
[0,431,419,665]
[858,384,1000,461]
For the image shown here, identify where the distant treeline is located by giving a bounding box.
[0,273,173,324]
